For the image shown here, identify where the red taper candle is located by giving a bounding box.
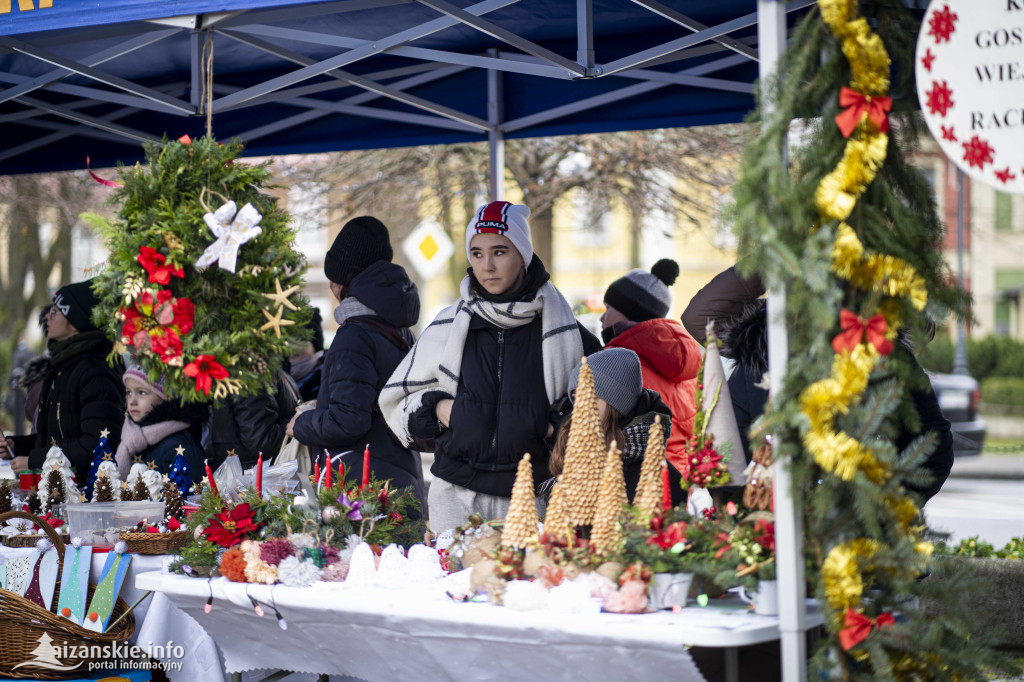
[661,462,672,511]
[338,461,346,486]
[361,444,370,489]
[255,453,263,496]
[313,460,320,488]
[205,460,219,497]
[324,453,333,489]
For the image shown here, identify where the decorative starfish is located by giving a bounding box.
[227,449,238,458]
[133,454,145,464]
[102,452,114,462]
[175,445,186,457]
[147,461,158,470]
[100,428,110,439]
[262,278,300,311]
[260,305,295,339]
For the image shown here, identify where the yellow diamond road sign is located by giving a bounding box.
[402,220,455,280]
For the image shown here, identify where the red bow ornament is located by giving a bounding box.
[832,309,894,356]
[835,87,892,138]
[839,608,895,650]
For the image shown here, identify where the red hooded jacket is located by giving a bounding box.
[604,318,701,472]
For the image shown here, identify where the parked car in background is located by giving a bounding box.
[928,372,986,457]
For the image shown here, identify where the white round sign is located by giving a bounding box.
[916,1,1024,194]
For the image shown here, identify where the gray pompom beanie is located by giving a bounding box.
[567,348,643,418]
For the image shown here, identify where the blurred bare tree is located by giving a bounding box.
[278,125,748,293]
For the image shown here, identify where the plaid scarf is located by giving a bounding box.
[379,275,583,445]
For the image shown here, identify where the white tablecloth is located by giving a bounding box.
[137,571,824,682]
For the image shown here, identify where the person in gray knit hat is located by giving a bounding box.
[546,347,678,504]
[601,258,702,479]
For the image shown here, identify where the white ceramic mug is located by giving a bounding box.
[737,579,779,615]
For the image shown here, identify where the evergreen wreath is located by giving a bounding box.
[90,136,311,401]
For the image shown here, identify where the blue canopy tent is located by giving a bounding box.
[1,1,814,678]
[2,0,810,176]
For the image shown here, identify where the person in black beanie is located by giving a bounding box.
[601,259,702,479]
[2,279,125,484]
[287,216,426,517]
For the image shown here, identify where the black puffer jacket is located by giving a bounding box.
[408,258,602,498]
[13,331,124,484]
[208,370,299,469]
[690,266,953,502]
[293,260,426,513]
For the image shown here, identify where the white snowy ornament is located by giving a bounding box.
[141,468,163,501]
[195,201,263,273]
[126,456,148,488]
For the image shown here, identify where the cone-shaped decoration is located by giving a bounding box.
[502,454,540,549]
[543,477,575,545]
[633,415,666,517]
[702,322,746,481]
[559,356,607,528]
[591,442,627,557]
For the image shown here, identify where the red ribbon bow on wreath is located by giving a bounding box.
[835,87,892,138]
[839,608,895,650]
[832,309,894,356]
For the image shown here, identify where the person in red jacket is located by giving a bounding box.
[600,259,701,476]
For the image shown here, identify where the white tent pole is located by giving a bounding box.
[487,46,505,201]
[757,1,808,681]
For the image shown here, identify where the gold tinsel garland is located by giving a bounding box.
[806,0,935,650]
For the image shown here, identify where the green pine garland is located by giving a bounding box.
[89,137,311,401]
[730,1,1017,679]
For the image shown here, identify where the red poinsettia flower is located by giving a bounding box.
[648,520,688,550]
[753,519,775,552]
[172,297,195,335]
[138,246,184,285]
[150,327,183,364]
[184,354,229,395]
[120,306,144,345]
[201,503,261,547]
[39,513,65,529]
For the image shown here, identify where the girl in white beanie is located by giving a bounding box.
[380,201,601,532]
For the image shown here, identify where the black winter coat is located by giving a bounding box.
[208,370,299,469]
[687,266,953,502]
[293,261,426,513]
[408,258,602,498]
[13,332,124,484]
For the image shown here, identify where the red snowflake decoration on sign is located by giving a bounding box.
[928,5,958,43]
[921,48,935,72]
[995,168,1016,184]
[926,80,954,117]
[962,136,995,170]
[940,125,957,142]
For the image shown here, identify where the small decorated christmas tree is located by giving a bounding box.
[25,489,42,515]
[0,479,12,515]
[44,466,67,512]
[543,357,605,541]
[501,454,539,550]
[163,479,185,523]
[132,475,151,502]
[121,482,136,502]
[633,416,666,517]
[93,473,115,503]
[168,446,193,498]
[590,442,627,557]
[84,429,112,501]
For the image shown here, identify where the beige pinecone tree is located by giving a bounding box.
[501,454,539,549]
[555,357,607,529]
[542,477,575,544]
[633,415,666,517]
[590,442,627,557]
[120,481,136,502]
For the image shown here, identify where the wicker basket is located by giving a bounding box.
[3,532,72,549]
[0,510,135,680]
[118,530,189,555]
